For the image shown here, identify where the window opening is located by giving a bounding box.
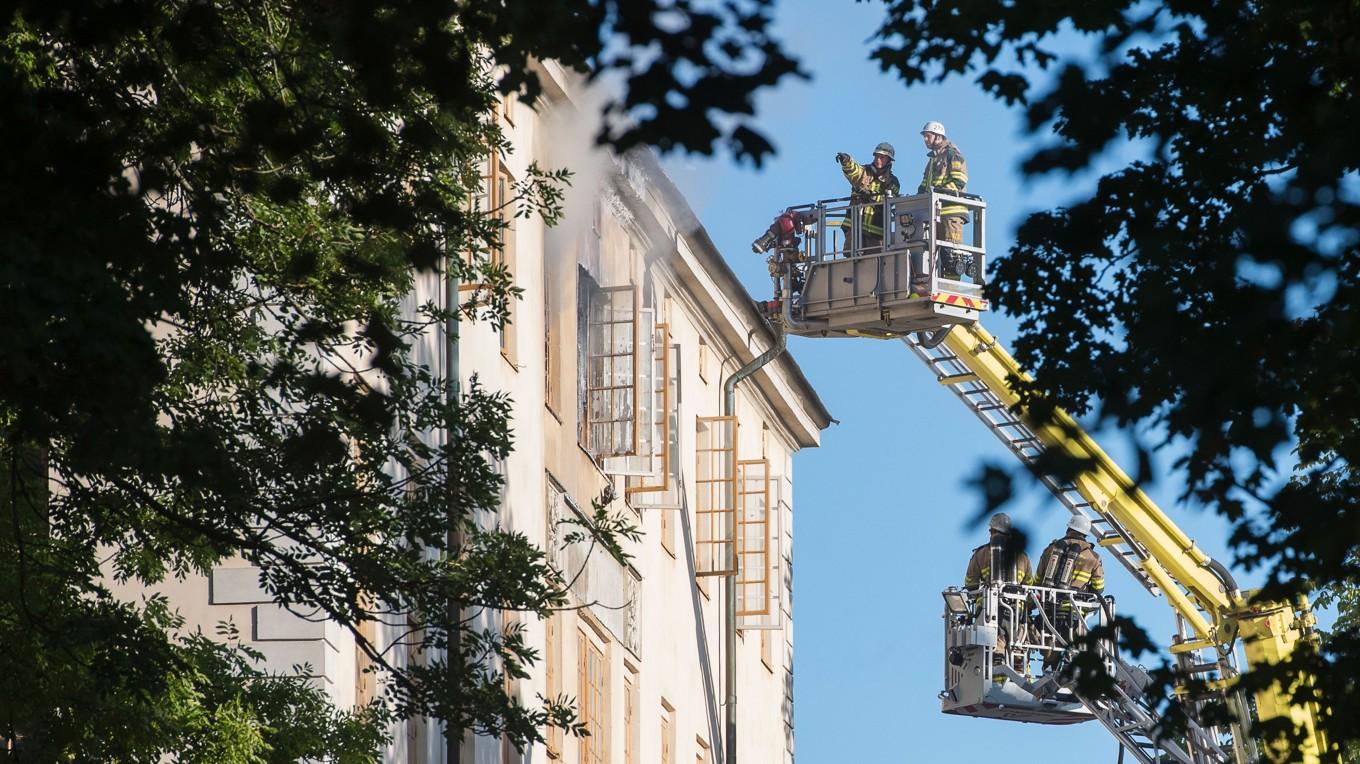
[615,322,671,484]
[585,284,640,457]
[628,343,681,509]
[739,472,786,630]
[736,459,771,617]
[695,416,738,576]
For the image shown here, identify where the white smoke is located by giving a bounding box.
[541,73,627,244]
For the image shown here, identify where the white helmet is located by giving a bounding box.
[921,121,947,137]
[1067,514,1093,537]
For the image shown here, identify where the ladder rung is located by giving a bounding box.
[938,372,981,385]
[1116,723,1149,734]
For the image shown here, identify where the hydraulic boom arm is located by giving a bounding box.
[908,323,1331,764]
[757,189,1331,762]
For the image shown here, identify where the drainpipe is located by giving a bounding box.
[722,324,787,764]
[445,256,462,764]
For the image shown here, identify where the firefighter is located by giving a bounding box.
[1036,515,1106,672]
[913,121,970,296]
[750,208,812,302]
[964,513,1033,679]
[834,142,900,252]
[964,512,1033,588]
[1036,515,1105,595]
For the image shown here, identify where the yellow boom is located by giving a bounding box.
[933,322,1332,764]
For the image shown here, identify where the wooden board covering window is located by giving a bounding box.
[697,736,712,764]
[545,614,561,758]
[623,670,638,764]
[660,702,675,764]
[493,162,517,362]
[660,505,675,557]
[578,631,608,764]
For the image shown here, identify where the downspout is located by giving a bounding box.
[445,255,462,764]
[722,324,787,764]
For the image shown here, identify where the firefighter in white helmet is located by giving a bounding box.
[914,121,970,296]
[1036,514,1105,595]
[1036,514,1107,672]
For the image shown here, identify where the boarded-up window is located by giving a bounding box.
[697,736,712,764]
[736,459,771,617]
[660,503,676,557]
[586,285,640,457]
[578,631,608,764]
[501,613,519,764]
[623,668,639,764]
[545,249,561,415]
[485,155,517,363]
[356,607,377,707]
[695,416,738,576]
[545,614,562,758]
[660,701,675,764]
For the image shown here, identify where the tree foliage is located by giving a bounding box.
[0,0,798,758]
[873,0,1358,757]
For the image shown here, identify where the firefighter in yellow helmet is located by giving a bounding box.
[914,121,970,296]
[834,142,900,252]
[964,512,1033,588]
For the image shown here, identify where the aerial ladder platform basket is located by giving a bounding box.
[752,189,988,338]
[748,192,1334,764]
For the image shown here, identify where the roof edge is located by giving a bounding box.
[625,149,833,434]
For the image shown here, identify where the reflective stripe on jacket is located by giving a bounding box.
[840,157,900,237]
[918,140,969,218]
[1037,536,1105,594]
[964,542,1034,587]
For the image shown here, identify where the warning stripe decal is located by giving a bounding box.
[931,292,988,310]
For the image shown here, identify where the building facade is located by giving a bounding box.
[115,61,829,764]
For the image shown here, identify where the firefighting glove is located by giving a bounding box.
[835,152,851,165]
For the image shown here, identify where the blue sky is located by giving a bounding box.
[661,2,1286,761]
